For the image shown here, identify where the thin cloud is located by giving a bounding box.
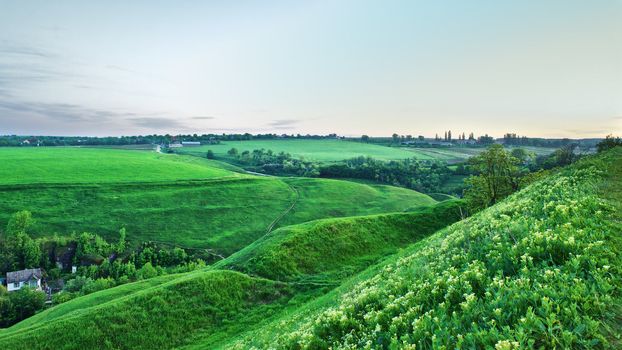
[0,44,54,58]
[191,116,215,120]
[268,119,300,127]
[129,117,185,129]
[0,99,138,123]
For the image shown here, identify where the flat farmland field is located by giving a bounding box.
[175,139,556,164]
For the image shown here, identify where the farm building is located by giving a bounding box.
[6,268,43,292]
[181,141,201,146]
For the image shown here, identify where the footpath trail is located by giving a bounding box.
[265,182,300,234]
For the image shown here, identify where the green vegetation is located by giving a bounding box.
[219,200,464,282]
[0,147,236,185]
[0,145,617,350]
[176,139,421,162]
[230,147,622,349]
[0,147,437,254]
[0,200,462,348]
[0,270,293,349]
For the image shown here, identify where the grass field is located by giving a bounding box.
[176,139,556,164]
[0,147,237,184]
[0,201,464,349]
[176,139,418,162]
[0,147,437,254]
[2,149,619,349]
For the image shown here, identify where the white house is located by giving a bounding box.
[6,268,43,292]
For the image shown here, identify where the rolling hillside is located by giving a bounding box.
[0,147,437,255]
[174,139,555,165]
[0,201,464,349]
[226,147,622,349]
[1,149,619,349]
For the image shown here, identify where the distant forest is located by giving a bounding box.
[0,133,602,148]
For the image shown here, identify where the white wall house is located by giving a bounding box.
[181,141,201,146]
[6,268,43,292]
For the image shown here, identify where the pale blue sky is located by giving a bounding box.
[0,0,620,137]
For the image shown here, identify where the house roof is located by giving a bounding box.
[7,268,42,283]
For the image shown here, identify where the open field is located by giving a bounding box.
[176,139,557,165]
[176,139,419,162]
[2,148,619,349]
[0,147,437,254]
[0,147,237,185]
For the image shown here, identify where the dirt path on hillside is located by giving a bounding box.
[265,183,300,234]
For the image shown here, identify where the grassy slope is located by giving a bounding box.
[276,177,437,229]
[0,147,436,254]
[228,148,622,349]
[218,200,464,282]
[0,270,293,349]
[2,150,617,349]
[0,202,461,349]
[177,139,555,165]
[176,139,420,162]
[0,147,235,184]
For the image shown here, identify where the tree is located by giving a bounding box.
[0,288,45,327]
[227,148,238,156]
[206,150,215,159]
[116,228,127,254]
[597,134,622,153]
[2,211,40,270]
[138,262,158,279]
[361,135,370,143]
[5,210,33,236]
[510,148,531,164]
[392,133,399,144]
[463,144,520,212]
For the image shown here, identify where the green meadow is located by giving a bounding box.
[175,139,555,165]
[0,147,437,255]
[1,148,620,349]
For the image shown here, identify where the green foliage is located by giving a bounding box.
[0,211,41,272]
[597,135,622,153]
[320,156,453,193]
[0,288,46,328]
[463,144,521,212]
[0,271,292,349]
[234,148,622,349]
[0,148,436,255]
[223,200,465,281]
[5,210,33,236]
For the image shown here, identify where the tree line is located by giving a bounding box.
[0,211,209,328]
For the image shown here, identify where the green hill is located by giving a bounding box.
[0,270,293,349]
[227,148,622,349]
[218,200,464,282]
[0,200,461,349]
[1,148,618,349]
[0,147,437,255]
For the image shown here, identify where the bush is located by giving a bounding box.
[0,288,46,328]
[597,134,622,153]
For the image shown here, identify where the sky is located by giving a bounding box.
[0,0,621,138]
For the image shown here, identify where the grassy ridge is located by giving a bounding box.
[219,200,464,282]
[0,270,292,349]
[0,202,460,349]
[276,177,437,229]
[231,148,622,349]
[0,147,437,253]
[2,150,618,349]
